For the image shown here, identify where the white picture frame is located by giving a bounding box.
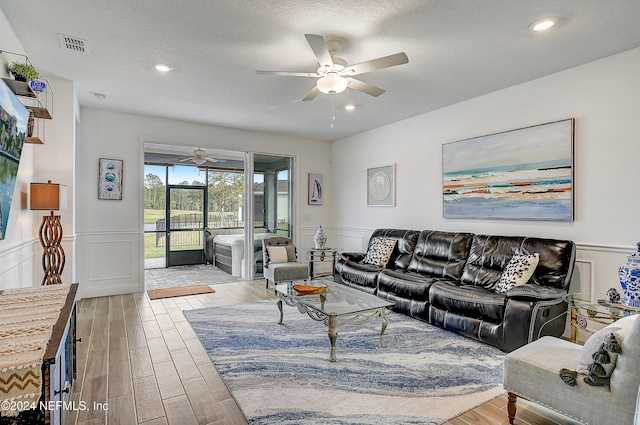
[98,158,123,200]
[308,173,323,205]
[367,164,395,206]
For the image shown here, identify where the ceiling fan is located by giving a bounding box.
[256,34,409,101]
[177,148,223,166]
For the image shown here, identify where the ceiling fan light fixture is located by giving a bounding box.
[317,74,348,94]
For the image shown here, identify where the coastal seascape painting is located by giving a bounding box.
[0,80,28,240]
[443,119,574,221]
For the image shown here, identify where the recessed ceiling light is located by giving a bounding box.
[344,104,357,111]
[154,63,173,72]
[91,92,107,100]
[530,18,557,32]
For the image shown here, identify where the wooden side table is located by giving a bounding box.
[302,248,340,280]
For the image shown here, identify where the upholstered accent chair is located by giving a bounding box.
[503,315,640,424]
[262,237,308,288]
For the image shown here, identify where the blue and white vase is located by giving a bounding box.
[618,242,640,307]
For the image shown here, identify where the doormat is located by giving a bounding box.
[147,284,215,300]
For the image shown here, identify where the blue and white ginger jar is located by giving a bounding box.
[618,242,640,308]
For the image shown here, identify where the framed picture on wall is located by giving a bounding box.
[367,164,395,206]
[308,173,323,205]
[0,80,29,240]
[98,158,124,200]
[442,118,574,221]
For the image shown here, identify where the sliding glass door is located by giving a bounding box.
[143,144,294,281]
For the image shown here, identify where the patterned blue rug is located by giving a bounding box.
[185,300,505,424]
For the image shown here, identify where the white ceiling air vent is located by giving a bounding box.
[58,34,89,53]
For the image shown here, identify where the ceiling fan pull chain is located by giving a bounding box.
[330,94,336,129]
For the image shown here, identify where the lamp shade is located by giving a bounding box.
[30,182,68,211]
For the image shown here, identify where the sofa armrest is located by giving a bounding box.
[339,252,366,263]
[506,284,566,301]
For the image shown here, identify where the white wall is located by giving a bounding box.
[76,108,331,298]
[330,47,640,296]
[0,8,78,290]
[0,8,35,289]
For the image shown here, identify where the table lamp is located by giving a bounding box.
[30,181,67,285]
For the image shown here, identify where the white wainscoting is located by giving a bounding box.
[0,239,35,289]
[76,230,143,298]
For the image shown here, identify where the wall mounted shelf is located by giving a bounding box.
[1,50,53,144]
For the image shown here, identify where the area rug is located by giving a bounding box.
[185,300,506,424]
[147,284,214,300]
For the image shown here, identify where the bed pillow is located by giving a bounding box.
[362,238,397,267]
[267,246,288,264]
[494,253,539,293]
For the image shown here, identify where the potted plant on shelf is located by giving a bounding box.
[7,61,40,82]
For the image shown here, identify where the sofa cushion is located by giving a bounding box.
[377,269,440,302]
[430,281,506,322]
[407,230,473,280]
[362,237,397,267]
[609,315,640,405]
[266,246,288,264]
[338,261,382,291]
[494,253,539,293]
[576,316,636,375]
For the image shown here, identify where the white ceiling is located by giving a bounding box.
[2,1,640,142]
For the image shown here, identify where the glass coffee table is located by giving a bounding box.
[275,279,395,362]
[563,292,640,343]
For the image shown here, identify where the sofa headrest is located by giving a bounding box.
[461,234,575,290]
[370,229,420,269]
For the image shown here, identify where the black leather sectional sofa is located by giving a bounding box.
[334,228,576,352]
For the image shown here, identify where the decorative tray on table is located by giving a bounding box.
[292,283,327,295]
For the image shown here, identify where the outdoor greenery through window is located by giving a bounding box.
[143,150,293,277]
[144,164,246,261]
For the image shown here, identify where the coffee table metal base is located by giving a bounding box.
[277,296,388,362]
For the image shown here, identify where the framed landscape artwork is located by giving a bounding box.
[308,173,323,205]
[367,164,395,207]
[98,158,123,200]
[442,119,574,221]
[0,80,29,240]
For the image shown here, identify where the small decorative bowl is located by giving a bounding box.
[293,284,327,295]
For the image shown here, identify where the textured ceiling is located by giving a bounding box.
[2,1,640,142]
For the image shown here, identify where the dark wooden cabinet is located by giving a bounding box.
[43,284,78,425]
[0,283,78,425]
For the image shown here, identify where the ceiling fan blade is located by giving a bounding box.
[342,52,409,76]
[204,157,224,163]
[346,78,386,97]
[301,86,320,101]
[256,70,318,77]
[177,157,193,163]
[305,34,334,69]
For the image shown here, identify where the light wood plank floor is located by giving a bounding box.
[69,280,577,425]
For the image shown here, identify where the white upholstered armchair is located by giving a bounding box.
[262,237,308,288]
[503,315,640,424]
